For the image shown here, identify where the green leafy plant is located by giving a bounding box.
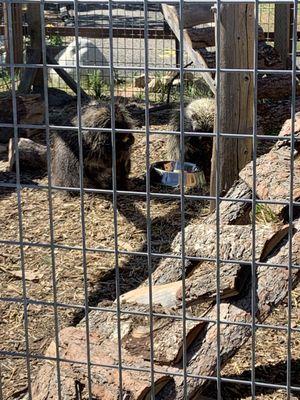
[85,71,110,99]
[47,34,63,47]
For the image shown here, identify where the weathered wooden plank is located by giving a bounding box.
[46,52,90,100]
[162,4,216,94]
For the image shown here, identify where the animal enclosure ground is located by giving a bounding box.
[0,105,299,399]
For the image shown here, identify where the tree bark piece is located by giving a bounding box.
[8,137,47,172]
[210,3,254,206]
[0,93,44,143]
[239,137,300,218]
[150,223,288,286]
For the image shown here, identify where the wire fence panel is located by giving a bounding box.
[0,1,300,400]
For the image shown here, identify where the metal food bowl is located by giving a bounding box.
[150,161,206,189]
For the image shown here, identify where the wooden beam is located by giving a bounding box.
[210,3,254,207]
[162,4,216,94]
[274,4,291,69]
[46,52,89,100]
[2,4,23,66]
[0,25,173,40]
[173,3,214,28]
[18,3,43,92]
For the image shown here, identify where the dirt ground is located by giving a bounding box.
[0,101,299,400]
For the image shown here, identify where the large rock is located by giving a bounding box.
[49,38,110,87]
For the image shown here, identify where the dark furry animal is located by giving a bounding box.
[52,101,135,193]
[166,98,214,179]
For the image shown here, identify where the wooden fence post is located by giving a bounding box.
[210,3,254,209]
[274,4,291,69]
[3,3,23,67]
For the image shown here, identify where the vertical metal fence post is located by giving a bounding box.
[287,1,298,398]
[73,0,93,397]
[108,0,124,396]
[6,3,32,398]
[178,0,188,397]
[143,0,156,398]
[39,1,62,398]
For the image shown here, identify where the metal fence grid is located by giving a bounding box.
[0,0,300,400]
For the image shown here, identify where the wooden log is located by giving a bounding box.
[8,137,47,172]
[189,25,265,49]
[258,73,300,101]
[162,4,215,95]
[122,309,204,364]
[210,3,254,207]
[149,223,289,286]
[239,134,300,218]
[198,40,285,71]
[257,98,300,135]
[206,178,252,225]
[31,326,176,399]
[120,262,242,309]
[158,224,300,399]
[0,93,44,143]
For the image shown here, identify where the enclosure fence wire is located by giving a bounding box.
[0,0,300,400]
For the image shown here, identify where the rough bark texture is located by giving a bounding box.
[0,93,44,143]
[149,223,288,286]
[239,127,300,218]
[206,178,252,225]
[8,137,47,172]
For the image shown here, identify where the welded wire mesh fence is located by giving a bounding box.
[0,1,300,400]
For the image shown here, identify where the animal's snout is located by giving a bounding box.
[119,132,135,147]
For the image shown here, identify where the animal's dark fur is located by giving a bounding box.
[166,98,214,179]
[52,101,135,193]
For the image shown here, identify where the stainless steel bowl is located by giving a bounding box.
[150,161,206,189]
